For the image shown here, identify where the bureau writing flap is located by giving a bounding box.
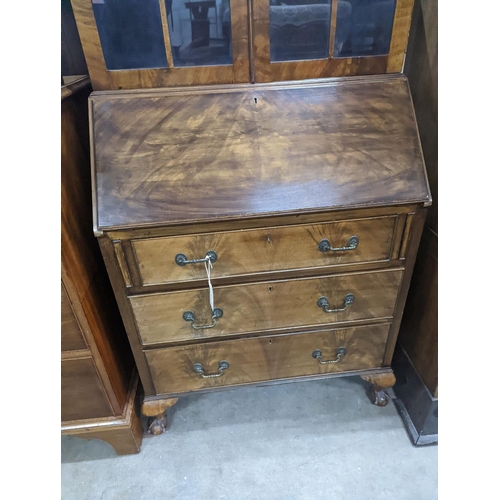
[90,75,431,231]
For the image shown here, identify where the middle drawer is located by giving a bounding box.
[130,269,403,345]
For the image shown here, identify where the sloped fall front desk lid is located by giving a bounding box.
[90,75,431,232]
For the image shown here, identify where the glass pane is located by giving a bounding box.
[92,0,168,70]
[334,0,396,58]
[168,0,232,67]
[269,0,332,63]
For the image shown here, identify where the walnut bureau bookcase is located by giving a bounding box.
[89,75,431,433]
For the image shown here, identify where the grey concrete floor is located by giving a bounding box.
[61,377,438,500]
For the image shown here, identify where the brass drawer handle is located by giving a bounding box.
[317,294,355,313]
[183,308,223,330]
[175,250,217,266]
[193,361,229,378]
[312,347,347,364]
[318,236,359,253]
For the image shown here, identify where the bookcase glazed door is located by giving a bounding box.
[252,0,414,82]
[71,0,250,89]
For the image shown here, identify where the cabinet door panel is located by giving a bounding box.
[92,0,168,70]
[71,0,249,89]
[269,0,333,63]
[334,0,397,58]
[253,0,414,82]
[169,0,233,67]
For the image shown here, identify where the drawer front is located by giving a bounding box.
[131,269,402,345]
[131,216,397,286]
[145,324,391,394]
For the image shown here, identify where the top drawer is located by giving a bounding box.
[130,216,398,287]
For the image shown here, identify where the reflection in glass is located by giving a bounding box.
[334,0,396,57]
[167,0,232,66]
[269,0,332,62]
[92,0,167,70]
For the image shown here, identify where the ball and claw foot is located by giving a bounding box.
[142,397,179,436]
[367,386,390,407]
[361,372,396,407]
[148,413,167,435]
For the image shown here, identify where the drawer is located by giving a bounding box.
[130,269,403,345]
[131,216,398,286]
[145,323,391,394]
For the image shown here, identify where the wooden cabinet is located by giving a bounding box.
[90,75,431,433]
[61,77,143,454]
[71,0,415,89]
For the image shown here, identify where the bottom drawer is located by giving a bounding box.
[145,323,390,394]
